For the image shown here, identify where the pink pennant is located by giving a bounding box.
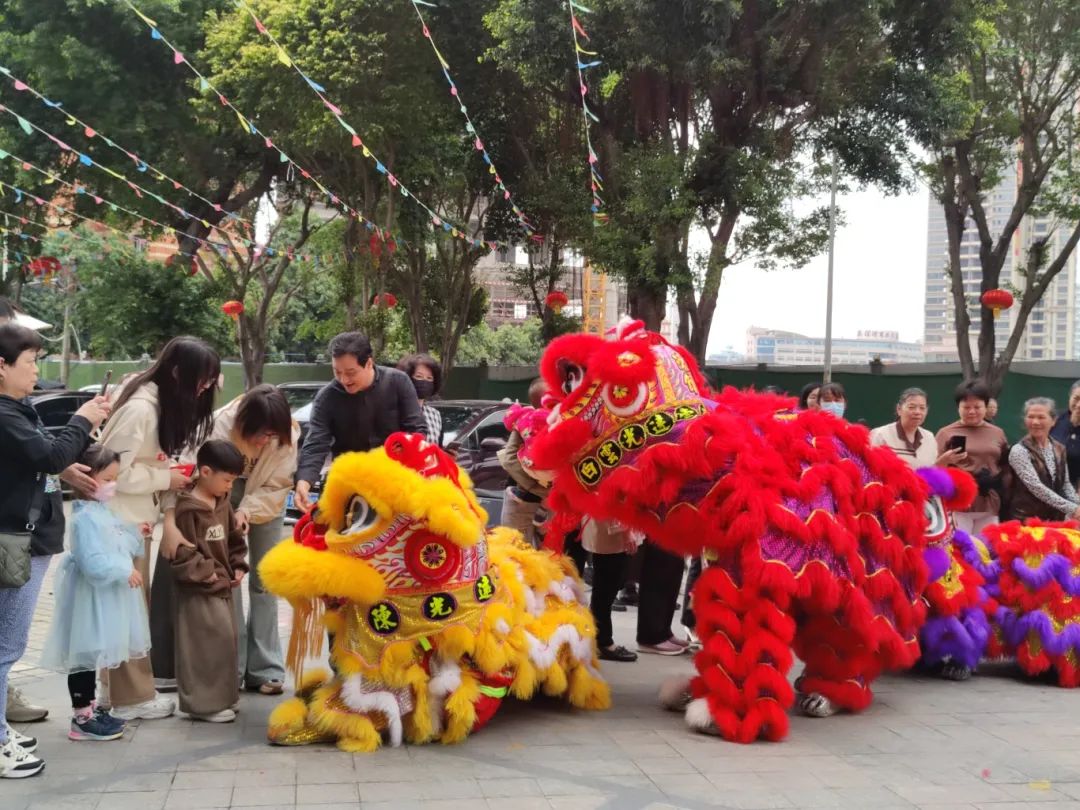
[494,174,502,183]
[93,196,103,205]
[351,134,362,147]
[173,181,181,190]
[84,127,96,138]
[12,80,27,91]
[450,86,458,97]
[323,100,342,116]
[474,138,483,151]
[504,190,510,199]
[173,51,185,65]
[572,15,589,39]
[388,174,398,187]
[301,170,310,178]
[432,216,442,226]
[265,137,273,148]
[580,82,587,96]
[254,18,268,34]
[212,204,222,212]
[21,162,30,170]
[219,94,228,106]
[33,196,44,206]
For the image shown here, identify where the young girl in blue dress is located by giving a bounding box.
[40,445,152,741]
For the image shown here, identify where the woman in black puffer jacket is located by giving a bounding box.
[0,324,109,778]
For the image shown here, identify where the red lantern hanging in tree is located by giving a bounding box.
[372,292,397,309]
[27,256,61,278]
[545,290,569,314]
[222,300,244,319]
[981,288,1014,318]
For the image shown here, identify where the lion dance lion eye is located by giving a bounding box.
[341,494,378,535]
[602,381,649,418]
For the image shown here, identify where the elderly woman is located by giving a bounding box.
[0,324,109,777]
[871,388,960,469]
[1049,380,1080,489]
[1008,397,1080,522]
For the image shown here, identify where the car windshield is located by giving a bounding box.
[280,385,323,411]
[435,405,484,440]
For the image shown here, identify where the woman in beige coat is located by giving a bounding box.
[98,337,221,721]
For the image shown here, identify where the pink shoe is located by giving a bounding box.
[637,640,687,656]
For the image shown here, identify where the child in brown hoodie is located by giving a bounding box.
[171,440,248,722]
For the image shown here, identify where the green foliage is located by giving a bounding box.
[456,318,545,366]
[26,228,230,359]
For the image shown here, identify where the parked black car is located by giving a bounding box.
[284,398,512,526]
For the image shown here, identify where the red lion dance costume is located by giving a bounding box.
[517,319,975,743]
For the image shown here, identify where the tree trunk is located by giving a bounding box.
[628,282,666,331]
[237,313,266,389]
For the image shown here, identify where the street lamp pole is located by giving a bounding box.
[823,154,838,384]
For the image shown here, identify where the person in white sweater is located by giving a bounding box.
[98,336,220,720]
[870,387,960,470]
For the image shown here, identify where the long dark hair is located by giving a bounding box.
[112,336,220,456]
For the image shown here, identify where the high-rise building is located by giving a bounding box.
[923,170,1079,362]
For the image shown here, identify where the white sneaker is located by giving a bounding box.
[0,737,44,778]
[112,693,176,721]
[190,709,235,723]
[5,725,36,753]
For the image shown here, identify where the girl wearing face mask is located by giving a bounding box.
[818,382,847,419]
[398,353,443,445]
[40,445,153,744]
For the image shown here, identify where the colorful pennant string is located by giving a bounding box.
[566,1,607,226]
[407,0,532,234]
[0,63,257,233]
[0,147,242,255]
[118,0,430,251]
[0,102,264,250]
[227,0,502,249]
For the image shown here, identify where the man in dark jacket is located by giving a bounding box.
[293,331,425,511]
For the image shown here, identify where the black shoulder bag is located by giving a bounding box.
[0,474,43,588]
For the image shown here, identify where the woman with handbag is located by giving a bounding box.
[0,324,110,778]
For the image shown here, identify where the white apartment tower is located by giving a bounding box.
[923,169,1079,362]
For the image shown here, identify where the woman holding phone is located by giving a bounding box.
[935,381,1009,536]
[97,336,221,721]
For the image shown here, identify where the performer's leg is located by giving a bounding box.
[792,616,880,717]
[684,565,796,743]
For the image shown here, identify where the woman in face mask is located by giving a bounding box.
[398,353,444,446]
[818,382,847,419]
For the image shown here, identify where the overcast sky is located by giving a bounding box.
[704,184,930,357]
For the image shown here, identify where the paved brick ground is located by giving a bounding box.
[8,557,1080,809]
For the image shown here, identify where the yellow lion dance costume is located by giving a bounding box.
[259,432,609,752]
